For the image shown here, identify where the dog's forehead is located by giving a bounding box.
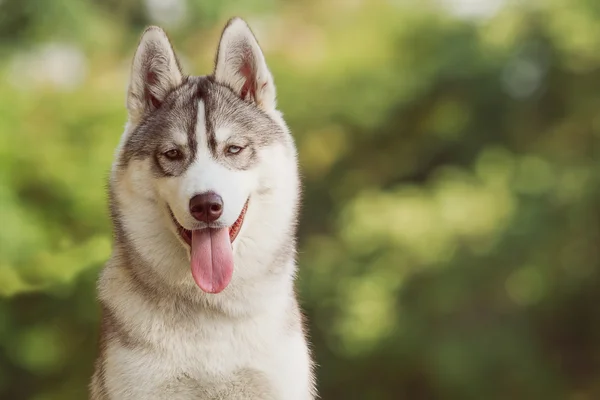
[165,77,267,141]
[175,77,256,123]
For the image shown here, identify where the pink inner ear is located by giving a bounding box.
[145,70,162,109]
[146,70,157,84]
[239,54,257,102]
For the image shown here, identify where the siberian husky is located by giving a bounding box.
[90,18,316,400]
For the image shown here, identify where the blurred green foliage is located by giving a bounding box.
[1,0,600,399]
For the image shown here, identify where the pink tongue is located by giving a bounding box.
[190,228,234,293]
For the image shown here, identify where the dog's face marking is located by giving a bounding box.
[117,21,287,237]
[120,76,285,234]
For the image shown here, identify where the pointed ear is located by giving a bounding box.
[127,26,183,124]
[214,18,276,111]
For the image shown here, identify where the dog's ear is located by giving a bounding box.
[214,18,276,111]
[127,26,183,124]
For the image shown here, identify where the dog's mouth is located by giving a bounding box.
[168,199,249,294]
[170,199,249,246]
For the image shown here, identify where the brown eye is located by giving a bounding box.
[163,149,183,160]
[226,145,243,155]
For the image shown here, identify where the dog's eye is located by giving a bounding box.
[226,145,244,155]
[163,149,183,160]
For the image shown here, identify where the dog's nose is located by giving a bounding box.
[189,192,224,223]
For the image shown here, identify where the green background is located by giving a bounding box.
[1,0,599,399]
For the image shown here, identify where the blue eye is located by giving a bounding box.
[226,145,243,155]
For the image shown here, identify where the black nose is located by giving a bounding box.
[189,192,224,223]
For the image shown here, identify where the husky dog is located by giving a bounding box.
[90,18,316,400]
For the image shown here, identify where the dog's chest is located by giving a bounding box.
[104,313,284,399]
[144,312,278,374]
[97,267,313,399]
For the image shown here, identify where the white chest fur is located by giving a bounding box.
[98,267,313,400]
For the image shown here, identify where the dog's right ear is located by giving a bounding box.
[127,26,183,125]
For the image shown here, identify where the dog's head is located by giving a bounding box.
[111,18,299,296]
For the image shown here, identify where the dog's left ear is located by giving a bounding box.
[214,18,276,111]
